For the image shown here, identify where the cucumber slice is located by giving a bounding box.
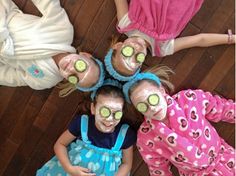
[100,107,111,118]
[136,102,148,113]
[148,94,159,106]
[136,53,145,63]
[121,46,134,57]
[114,111,123,120]
[74,60,87,72]
[68,75,78,84]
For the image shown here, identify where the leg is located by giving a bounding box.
[173,33,235,53]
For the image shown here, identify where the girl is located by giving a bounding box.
[122,68,235,176]
[0,0,104,91]
[37,81,137,176]
[104,0,235,81]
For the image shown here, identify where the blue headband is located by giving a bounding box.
[76,58,105,92]
[104,49,140,82]
[90,78,123,100]
[123,72,161,103]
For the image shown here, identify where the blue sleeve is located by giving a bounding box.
[122,127,137,149]
[68,115,82,138]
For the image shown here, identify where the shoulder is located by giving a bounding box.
[119,123,137,149]
[68,114,88,136]
[173,89,208,102]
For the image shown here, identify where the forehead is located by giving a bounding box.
[96,94,124,107]
[132,80,159,94]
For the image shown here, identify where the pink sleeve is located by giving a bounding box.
[204,91,235,123]
[137,139,173,176]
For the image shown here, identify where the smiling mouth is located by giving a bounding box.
[153,109,162,117]
[103,123,113,128]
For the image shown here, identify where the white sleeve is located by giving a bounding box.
[0,60,28,87]
[159,39,175,57]
[117,13,131,29]
[0,60,62,90]
[0,0,19,42]
[31,0,69,24]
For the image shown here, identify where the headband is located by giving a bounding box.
[76,58,105,92]
[90,78,123,100]
[104,49,140,82]
[123,72,161,103]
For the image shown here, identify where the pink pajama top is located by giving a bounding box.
[137,89,235,176]
[117,0,204,57]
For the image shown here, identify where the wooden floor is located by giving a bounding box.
[0,0,235,175]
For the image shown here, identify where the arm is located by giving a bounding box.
[116,146,133,176]
[137,143,173,176]
[54,130,95,176]
[0,62,27,87]
[174,33,235,53]
[203,91,235,123]
[31,0,69,24]
[114,0,129,22]
[0,62,61,90]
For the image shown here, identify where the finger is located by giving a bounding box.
[77,166,91,173]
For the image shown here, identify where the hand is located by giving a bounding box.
[68,165,96,176]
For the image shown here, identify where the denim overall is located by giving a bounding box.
[37,115,129,176]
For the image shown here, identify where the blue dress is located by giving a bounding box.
[37,115,130,176]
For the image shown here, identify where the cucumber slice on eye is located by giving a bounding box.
[74,60,87,72]
[100,107,111,118]
[68,75,78,84]
[121,46,134,57]
[114,111,123,120]
[136,53,145,63]
[148,94,159,106]
[136,102,148,113]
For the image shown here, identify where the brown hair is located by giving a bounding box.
[129,65,175,96]
[144,65,175,93]
[94,85,125,105]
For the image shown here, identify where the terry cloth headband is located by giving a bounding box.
[90,78,123,100]
[76,58,105,92]
[123,72,161,103]
[104,49,140,82]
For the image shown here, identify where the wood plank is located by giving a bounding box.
[73,0,104,47]
[0,87,34,139]
[0,87,15,120]
[2,126,43,176]
[199,46,235,91]
[190,0,221,29]
[9,90,51,144]
[63,0,85,23]
[0,139,18,175]
[215,66,235,99]
[80,0,117,55]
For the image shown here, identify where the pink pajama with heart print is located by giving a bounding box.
[137,89,235,176]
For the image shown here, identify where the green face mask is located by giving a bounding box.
[68,60,88,85]
[99,106,123,120]
[136,94,160,113]
[121,45,146,64]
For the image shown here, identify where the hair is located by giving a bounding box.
[130,65,175,95]
[93,85,125,106]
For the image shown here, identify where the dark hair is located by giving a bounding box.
[94,85,125,105]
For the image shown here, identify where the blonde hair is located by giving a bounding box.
[144,65,175,93]
[57,81,77,97]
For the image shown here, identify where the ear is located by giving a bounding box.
[80,52,92,58]
[159,86,166,95]
[90,102,95,115]
[112,42,123,50]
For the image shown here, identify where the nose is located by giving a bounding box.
[149,106,156,112]
[105,115,114,121]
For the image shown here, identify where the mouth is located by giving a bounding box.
[102,122,113,128]
[153,108,162,117]
[123,60,140,72]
